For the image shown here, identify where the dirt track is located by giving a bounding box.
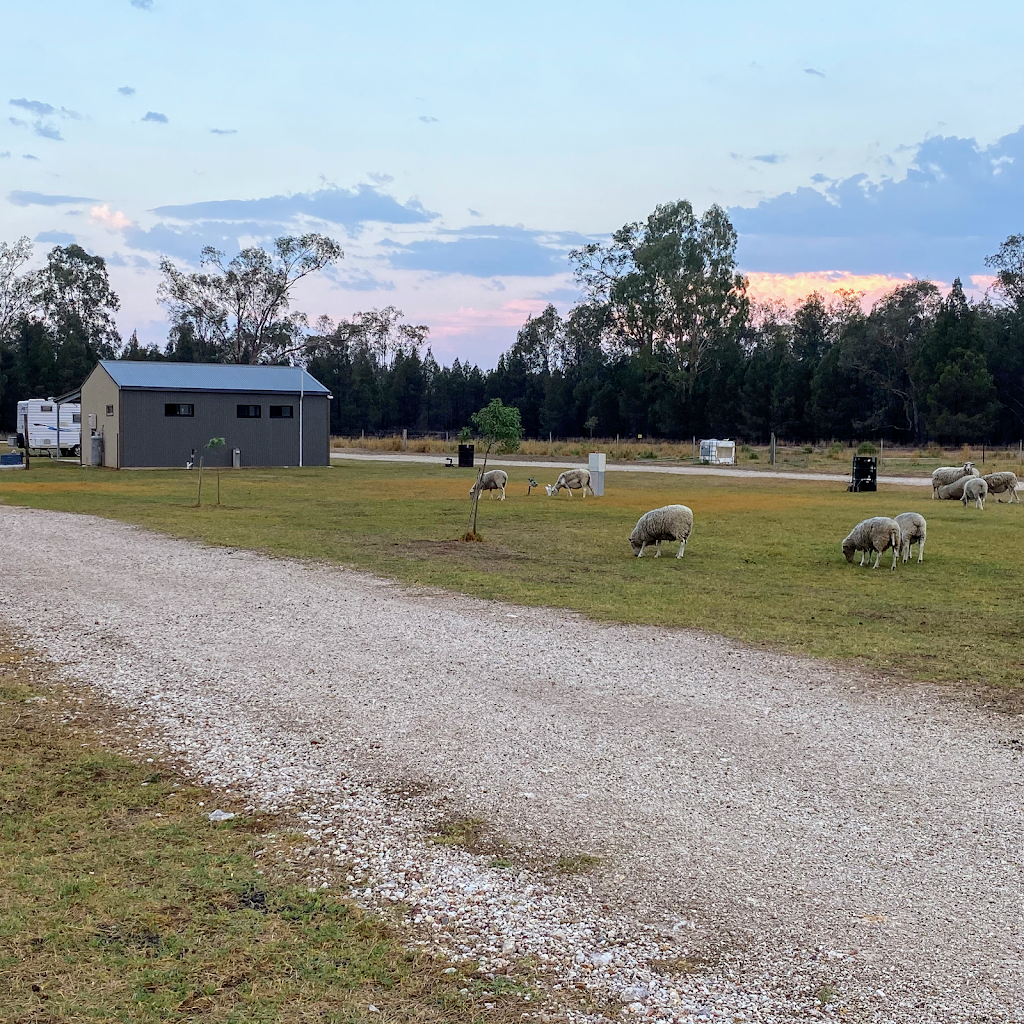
[1,504,1021,1022]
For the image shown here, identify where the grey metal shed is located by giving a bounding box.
[79,361,331,469]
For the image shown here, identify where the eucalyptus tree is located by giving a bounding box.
[570,200,748,413]
[159,233,343,364]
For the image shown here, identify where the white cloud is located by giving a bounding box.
[90,204,135,230]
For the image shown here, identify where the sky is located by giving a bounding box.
[3,0,1024,367]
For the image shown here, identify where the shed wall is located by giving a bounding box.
[80,364,121,467]
[119,391,330,468]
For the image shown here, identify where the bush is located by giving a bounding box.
[827,442,844,459]
[857,441,878,455]
[803,445,814,454]
[748,452,759,460]
[637,449,656,460]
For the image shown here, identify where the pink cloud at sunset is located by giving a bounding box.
[744,270,919,308]
[427,298,553,338]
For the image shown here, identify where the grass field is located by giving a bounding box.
[0,637,536,1023]
[2,459,1023,693]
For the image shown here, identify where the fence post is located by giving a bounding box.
[770,432,776,465]
[402,428,408,451]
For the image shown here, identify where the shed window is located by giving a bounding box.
[164,403,194,417]
[269,405,293,419]
[106,405,114,417]
[72,413,81,424]
[237,404,262,418]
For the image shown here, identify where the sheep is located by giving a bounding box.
[894,512,927,563]
[931,462,978,499]
[629,505,693,559]
[546,468,593,498]
[961,476,988,510]
[842,516,901,570]
[936,476,971,501]
[469,469,508,501]
[983,471,1021,503]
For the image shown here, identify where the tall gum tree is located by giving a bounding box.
[570,200,748,426]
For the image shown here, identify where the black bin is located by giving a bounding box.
[458,443,475,468]
[848,455,877,492]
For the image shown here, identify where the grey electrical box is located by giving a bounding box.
[232,448,241,468]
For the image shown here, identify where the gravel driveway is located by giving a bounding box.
[1,505,1021,1023]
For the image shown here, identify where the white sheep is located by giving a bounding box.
[842,516,901,570]
[629,505,693,558]
[546,468,593,498]
[931,462,978,499]
[961,476,988,510]
[983,471,1020,503]
[469,469,508,501]
[894,512,927,563]
[936,477,971,501]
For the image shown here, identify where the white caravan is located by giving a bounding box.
[16,399,82,457]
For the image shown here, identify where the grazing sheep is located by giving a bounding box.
[894,512,927,563]
[961,476,988,510]
[931,462,978,499]
[842,516,901,570]
[936,477,971,501]
[546,468,593,498]
[469,469,508,501]
[984,471,1021,503]
[629,505,693,559]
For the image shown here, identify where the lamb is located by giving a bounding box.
[841,516,901,570]
[546,468,593,498]
[961,476,988,510]
[931,462,978,499]
[894,512,926,563]
[469,469,508,501]
[629,505,693,559]
[936,477,971,501]
[983,471,1021,503]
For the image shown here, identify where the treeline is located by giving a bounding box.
[3,208,1024,444]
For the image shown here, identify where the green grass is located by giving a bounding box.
[3,459,1024,692]
[0,640,533,1023]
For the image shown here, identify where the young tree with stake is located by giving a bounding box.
[465,399,522,539]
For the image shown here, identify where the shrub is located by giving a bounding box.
[827,442,844,459]
[857,441,878,455]
[803,445,814,454]
[748,452,759,460]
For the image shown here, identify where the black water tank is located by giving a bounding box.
[458,443,475,468]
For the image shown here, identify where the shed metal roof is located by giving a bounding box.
[98,360,330,395]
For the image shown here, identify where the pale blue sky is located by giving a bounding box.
[3,0,1024,363]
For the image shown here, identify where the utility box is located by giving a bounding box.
[848,455,877,492]
[458,444,474,468]
[699,438,736,465]
[588,452,606,496]
[90,434,104,467]
[232,448,241,468]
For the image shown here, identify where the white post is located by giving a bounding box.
[298,371,304,468]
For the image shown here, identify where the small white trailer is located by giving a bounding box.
[16,399,82,457]
[698,438,736,465]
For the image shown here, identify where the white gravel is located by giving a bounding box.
[2,505,1022,1023]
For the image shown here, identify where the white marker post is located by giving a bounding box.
[588,451,606,496]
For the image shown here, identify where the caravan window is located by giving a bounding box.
[72,413,81,424]
[40,405,53,412]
